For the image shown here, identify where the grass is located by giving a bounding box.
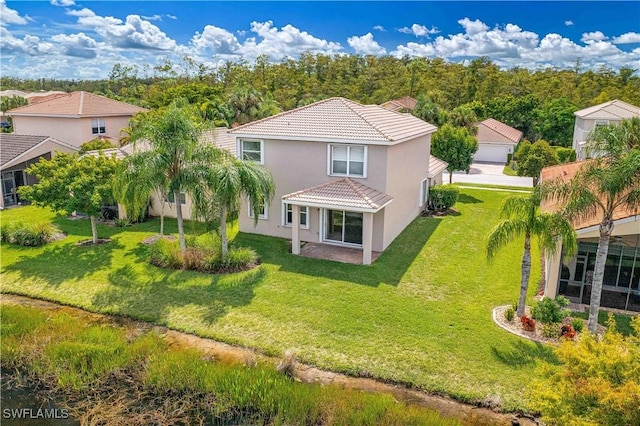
[452,182,532,192]
[1,304,459,425]
[502,165,519,177]
[2,188,629,411]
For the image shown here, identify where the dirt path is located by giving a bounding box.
[1,293,537,426]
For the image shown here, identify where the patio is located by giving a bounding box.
[299,242,381,265]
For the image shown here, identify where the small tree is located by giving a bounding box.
[19,153,117,244]
[532,315,640,425]
[431,124,478,183]
[516,139,559,185]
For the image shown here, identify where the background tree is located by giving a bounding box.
[18,153,117,244]
[447,105,479,135]
[194,151,275,256]
[533,98,578,147]
[431,124,478,183]
[543,149,640,333]
[486,188,577,318]
[413,94,448,127]
[515,140,559,185]
[114,99,214,251]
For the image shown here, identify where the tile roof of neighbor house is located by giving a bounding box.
[6,91,147,117]
[380,96,417,112]
[428,155,449,179]
[283,178,393,212]
[0,134,77,167]
[80,147,130,161]
[574,99,640,120]
[229,97,436,144]
[202,127,237,156]
[477,118,523,144]
[540,161,639,230]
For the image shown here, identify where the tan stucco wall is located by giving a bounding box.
[148,193,195,221]
[382,134,430,249]
[236,138,390,251]
[12,116,132,147]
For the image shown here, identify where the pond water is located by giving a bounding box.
[0,383,78,426]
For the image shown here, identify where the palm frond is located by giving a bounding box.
[486,219,528,260]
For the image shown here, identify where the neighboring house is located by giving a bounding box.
[0,134,78,209]
[428,155,448,187]
[474,118,522,163]
[541,162,640,312]
[6,91,147,148]
[380,96,417,113]
[572,99,640,160]
[227,97,437,264]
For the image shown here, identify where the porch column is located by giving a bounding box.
[544,240,564,298]
[291,204,301,255]
[362,212,374,265]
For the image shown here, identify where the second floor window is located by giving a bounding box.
[240,139,263,163]
[329,145,366,178]
[91,118,106,134]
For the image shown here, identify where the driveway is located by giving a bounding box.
[442,162,533,188]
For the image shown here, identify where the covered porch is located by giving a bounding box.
[282,178,392,265]
[299,242,381,265]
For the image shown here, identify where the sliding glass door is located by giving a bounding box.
[325,210,363,245]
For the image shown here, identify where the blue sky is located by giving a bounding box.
[2,1,639,79]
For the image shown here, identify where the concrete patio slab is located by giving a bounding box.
[299,242,381,265]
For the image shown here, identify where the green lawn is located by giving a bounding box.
[502,165,519,176]
[1,189,553,411]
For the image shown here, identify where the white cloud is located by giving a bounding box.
[348,33,386,55]
[237,21,342,59]
[1,0,30,26]
[67,8,176,50]
[565,20,574,26]
[581,31,607,43]
[191,25,240,54]
[0,27,54,55]
[167,15,177,21]
[141,15,163,22]
[612,32,640,44]
[373,25,386,32]
[399,24,439,38]
[50,0,75,6]
[51,32,98,58]
[458,18,489,36]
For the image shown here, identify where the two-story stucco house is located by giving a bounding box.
[572,99,640,160]
[226,97,437,265]
[6,91,147,148]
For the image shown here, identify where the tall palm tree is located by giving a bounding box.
[487,188,577,318]
[113,99,214,251]
[587,117,640,158]
[543,150,640,333]
[194,151,275,256]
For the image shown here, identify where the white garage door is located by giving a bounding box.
[473,144,511,163]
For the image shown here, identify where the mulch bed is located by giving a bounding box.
[421,208,458,217]
[75,238,111,247]
[141,234,177,245]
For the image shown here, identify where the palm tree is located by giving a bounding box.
[487,188,577,318]
[543,150,640,333]
[113,99,214,251]
[587,117,640,157]
[194,151,275,256]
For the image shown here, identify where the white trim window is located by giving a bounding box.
[239,139,264,163]
[167,191,186,205]
[328,144,366,178]
[282,203,309,229]
[91,118,106,135]
[419,178,429,207]
[248,199,268,220]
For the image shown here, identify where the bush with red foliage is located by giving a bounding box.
[520,315,536,331]
[560,324,576,339]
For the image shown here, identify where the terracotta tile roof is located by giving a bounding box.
[380,96,417,112]
[540,161,639,230]
[477,118,523,144]
[574,99,640,120]
[6,91,147,117]
[283,178,393,212]
[428,155,448,178]
[0,134,77,167]
[80,147,129,161]
[201,127,237,156]
[229,97,436,143]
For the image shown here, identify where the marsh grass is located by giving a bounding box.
[1,304,459,425]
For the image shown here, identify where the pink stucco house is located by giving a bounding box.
[6,91,147,148]
[226,97,438,264]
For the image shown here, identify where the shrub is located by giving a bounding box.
[560,324,576,340]
[114,218,132,227]
[571,318,584,333]
[78,138,114,153]
[225,247,259,269]
[149,238,183,269]
[542,323,559,338]
[504,307,515,322]
[553,147,577,163]
[0,221,60,246]
[429,185,459,210]
[532,296,570,324]
[520,315,536,332]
